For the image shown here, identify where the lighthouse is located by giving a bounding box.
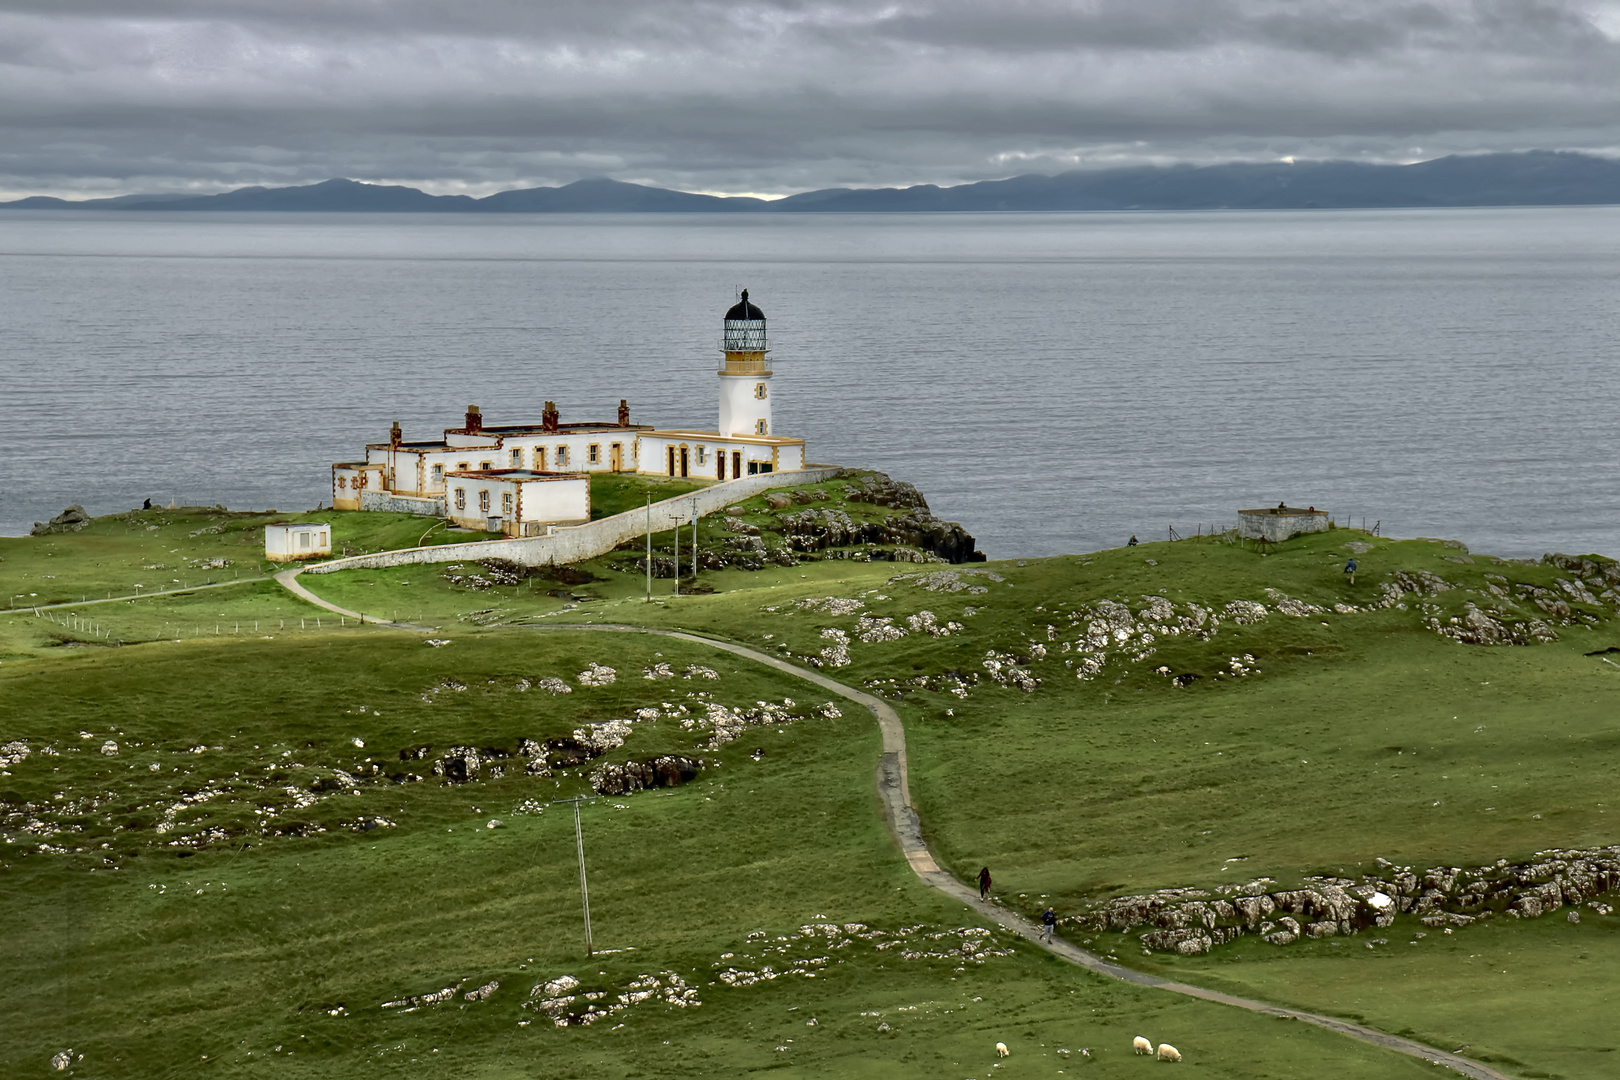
[718,289,772,438]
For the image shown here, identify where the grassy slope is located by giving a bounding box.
[9,504,1620,1076]
[588,473,710,519]
[0,633,1430,1079]
[1137,916,1620,1079]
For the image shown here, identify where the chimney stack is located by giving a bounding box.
[618,399,630,428]
[389,421,402,449]
[542,400,560,433]
[464,405,483,434]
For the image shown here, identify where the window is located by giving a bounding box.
[695,446,706,464]
[454,488,465,510]
[479,490,491,513]
[432,464,444,482]
[457,462,469,472]
[754,383,768,399]
[755,419,769,435]
[479,461,491,471]
[556,446,569,466]
[298,532,310,549]
[510,449,522,467]
[502,492,513,514]
[588,444,600,464]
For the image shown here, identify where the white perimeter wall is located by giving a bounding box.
[308,467,845,573]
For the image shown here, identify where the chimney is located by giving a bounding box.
[464,405,483,433]
[542,400,559,433]
[389,421,402,449]
[618,399,630,428]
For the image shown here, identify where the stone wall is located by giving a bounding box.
[309,467,846,574]
[1237,509,1330,542]
[360,491,446,517]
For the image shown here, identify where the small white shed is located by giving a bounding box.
[265,522,332,562]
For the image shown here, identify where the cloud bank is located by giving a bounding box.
[3,0,1619,197]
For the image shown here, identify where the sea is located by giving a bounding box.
[2,207,1617,560]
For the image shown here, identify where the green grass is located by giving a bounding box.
[0,632,1440,1079]
[589,473,711,519]
[8,500,1620,1076]
[1140,912,1620,1079]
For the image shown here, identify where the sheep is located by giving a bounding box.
[1157,1043,1182,1062]
[1133,1035,1153,1055]
[995,1042,1010,1058]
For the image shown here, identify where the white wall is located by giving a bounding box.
[446,475,589,532]
[718,373,772,437]
[518,477,589,524]
[307,466,845,573]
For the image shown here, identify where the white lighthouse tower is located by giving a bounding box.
[718,289,773,437]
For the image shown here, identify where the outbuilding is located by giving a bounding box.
[264,522,332,562]
[444,470,590,535]
[1237,505,1331,542]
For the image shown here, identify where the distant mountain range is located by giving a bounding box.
[8,152,1620,213]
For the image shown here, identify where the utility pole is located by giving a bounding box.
[553,796,596,957]
[692,498,698,582]
[645,495,652,602]
[673,509,680,598]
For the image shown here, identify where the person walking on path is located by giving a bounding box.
[1040,906,1058,943]
[978,866,992,900]
[1344,557,1358,586]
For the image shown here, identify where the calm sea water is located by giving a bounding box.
[2,208,1617,559]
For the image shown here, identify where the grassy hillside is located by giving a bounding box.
[6,499,1620,1077]
[0,632,1436,1079]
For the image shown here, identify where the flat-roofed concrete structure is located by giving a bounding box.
[264,521,332,561]
[1238,505,1330,542]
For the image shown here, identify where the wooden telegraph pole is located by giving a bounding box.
[645,495,652,602]
[553,795,595,957]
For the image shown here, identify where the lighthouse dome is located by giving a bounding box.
[725,290,764,321]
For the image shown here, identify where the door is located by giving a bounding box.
[667,446,676,476]
[610,443,622,472]
[732,451,742,479]
[680,446,689,478]
[717,451,726,481]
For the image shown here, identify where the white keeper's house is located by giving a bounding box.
[330,291,807,535]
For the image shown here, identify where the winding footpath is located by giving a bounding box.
[275,567,1512,1078]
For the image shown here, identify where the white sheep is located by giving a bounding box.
[1157,1043,1182,1062]
[1133,1035,1153,1054]
[995,1042,1010,1058]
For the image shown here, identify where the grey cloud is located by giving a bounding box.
[1,0,1618,197]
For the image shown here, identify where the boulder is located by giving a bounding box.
[31,505,90,535]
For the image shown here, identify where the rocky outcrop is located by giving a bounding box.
[31,505,89,535]
[1076,846,1620,954]
[776,506,984,563]
[844,476,929,510]
[1543,552,1620,587]
[589,755,704,795]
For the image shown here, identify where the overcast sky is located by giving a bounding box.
[3,0,1620,199]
